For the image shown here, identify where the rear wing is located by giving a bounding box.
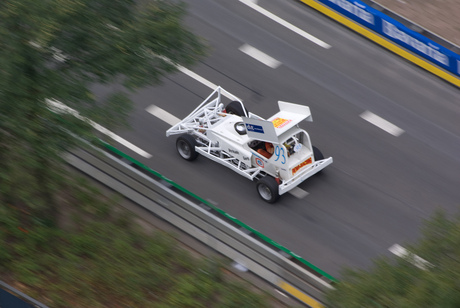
[243,101,313,143]
[267,101,312,135]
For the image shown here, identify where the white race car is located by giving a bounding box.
[166,87,332,203]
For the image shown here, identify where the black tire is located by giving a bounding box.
[176,134,198,161]
[312,146,324,161]
[226,101,248,117]
[256,176,280,203]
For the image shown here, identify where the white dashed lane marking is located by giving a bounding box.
[177,66,218,92]
[47,99,152,158]
[360,111,405,136]
[389,244,432,270]
[239,0,331,49]
[176,65,238,100]
[159,56,238,100]
[146,105,180,126]
[289,187,309,199]
[239,44,281,69]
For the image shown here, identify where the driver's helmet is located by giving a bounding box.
[265,142,274,154]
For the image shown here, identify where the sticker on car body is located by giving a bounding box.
[272,117,292,129]
[245,124,264,134]
[292,157,312,175]
[255,157,264,168]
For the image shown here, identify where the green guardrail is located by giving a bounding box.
[103,143,338,283]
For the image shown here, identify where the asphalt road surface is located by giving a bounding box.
[93,0,460,277]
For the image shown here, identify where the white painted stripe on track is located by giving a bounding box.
[289,187,309,199]
[389,244,432,270]
[146,105,180,126]
[177,65,218,91]
[47,99,152,159]
[239,44,281,68]
[239,0,331,49]
[360,111,405,136]
[158,56,239,100]
[176,65,237,100]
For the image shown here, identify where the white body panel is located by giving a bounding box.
[242,117,278,143]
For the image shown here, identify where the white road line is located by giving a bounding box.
[360,111,405,136]
[146,105,180,126]
[177,65,218,91]
[239,44,281,68]
[289,187,309,199]
[176,65,238,100]
[158,56,240,100]
[389,244,432,270]
[47,99,152,159]
[239,0,331,49]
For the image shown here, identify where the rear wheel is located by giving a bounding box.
[176,134,198,161]
[313,146,324,161]
[256,176,280,203]
[226,101,247,117]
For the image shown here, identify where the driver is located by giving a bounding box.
[257,142,274,159]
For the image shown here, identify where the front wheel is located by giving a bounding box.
[256,176,280,203]
[176,134,198,161]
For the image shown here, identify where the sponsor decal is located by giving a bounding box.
[292,157,312,175]
[272,117,292,129]
[327,0,374,24]
[382,20,448,66]
[245,124,264,134]
[294,143,302,152]
[243,156,250,161]
[255,157,264,168]
[228,148,239,155]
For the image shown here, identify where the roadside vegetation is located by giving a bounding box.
[326,210,460,308]
[0,177,273,307]
[7,1,457,307]
[0,1,279,306]
[0,0,206,227]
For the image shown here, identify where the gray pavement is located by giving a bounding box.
[98,0,460,278]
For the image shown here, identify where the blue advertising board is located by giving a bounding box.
[312,0,460,77]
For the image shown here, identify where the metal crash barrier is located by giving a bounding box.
[0,280,49,308]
